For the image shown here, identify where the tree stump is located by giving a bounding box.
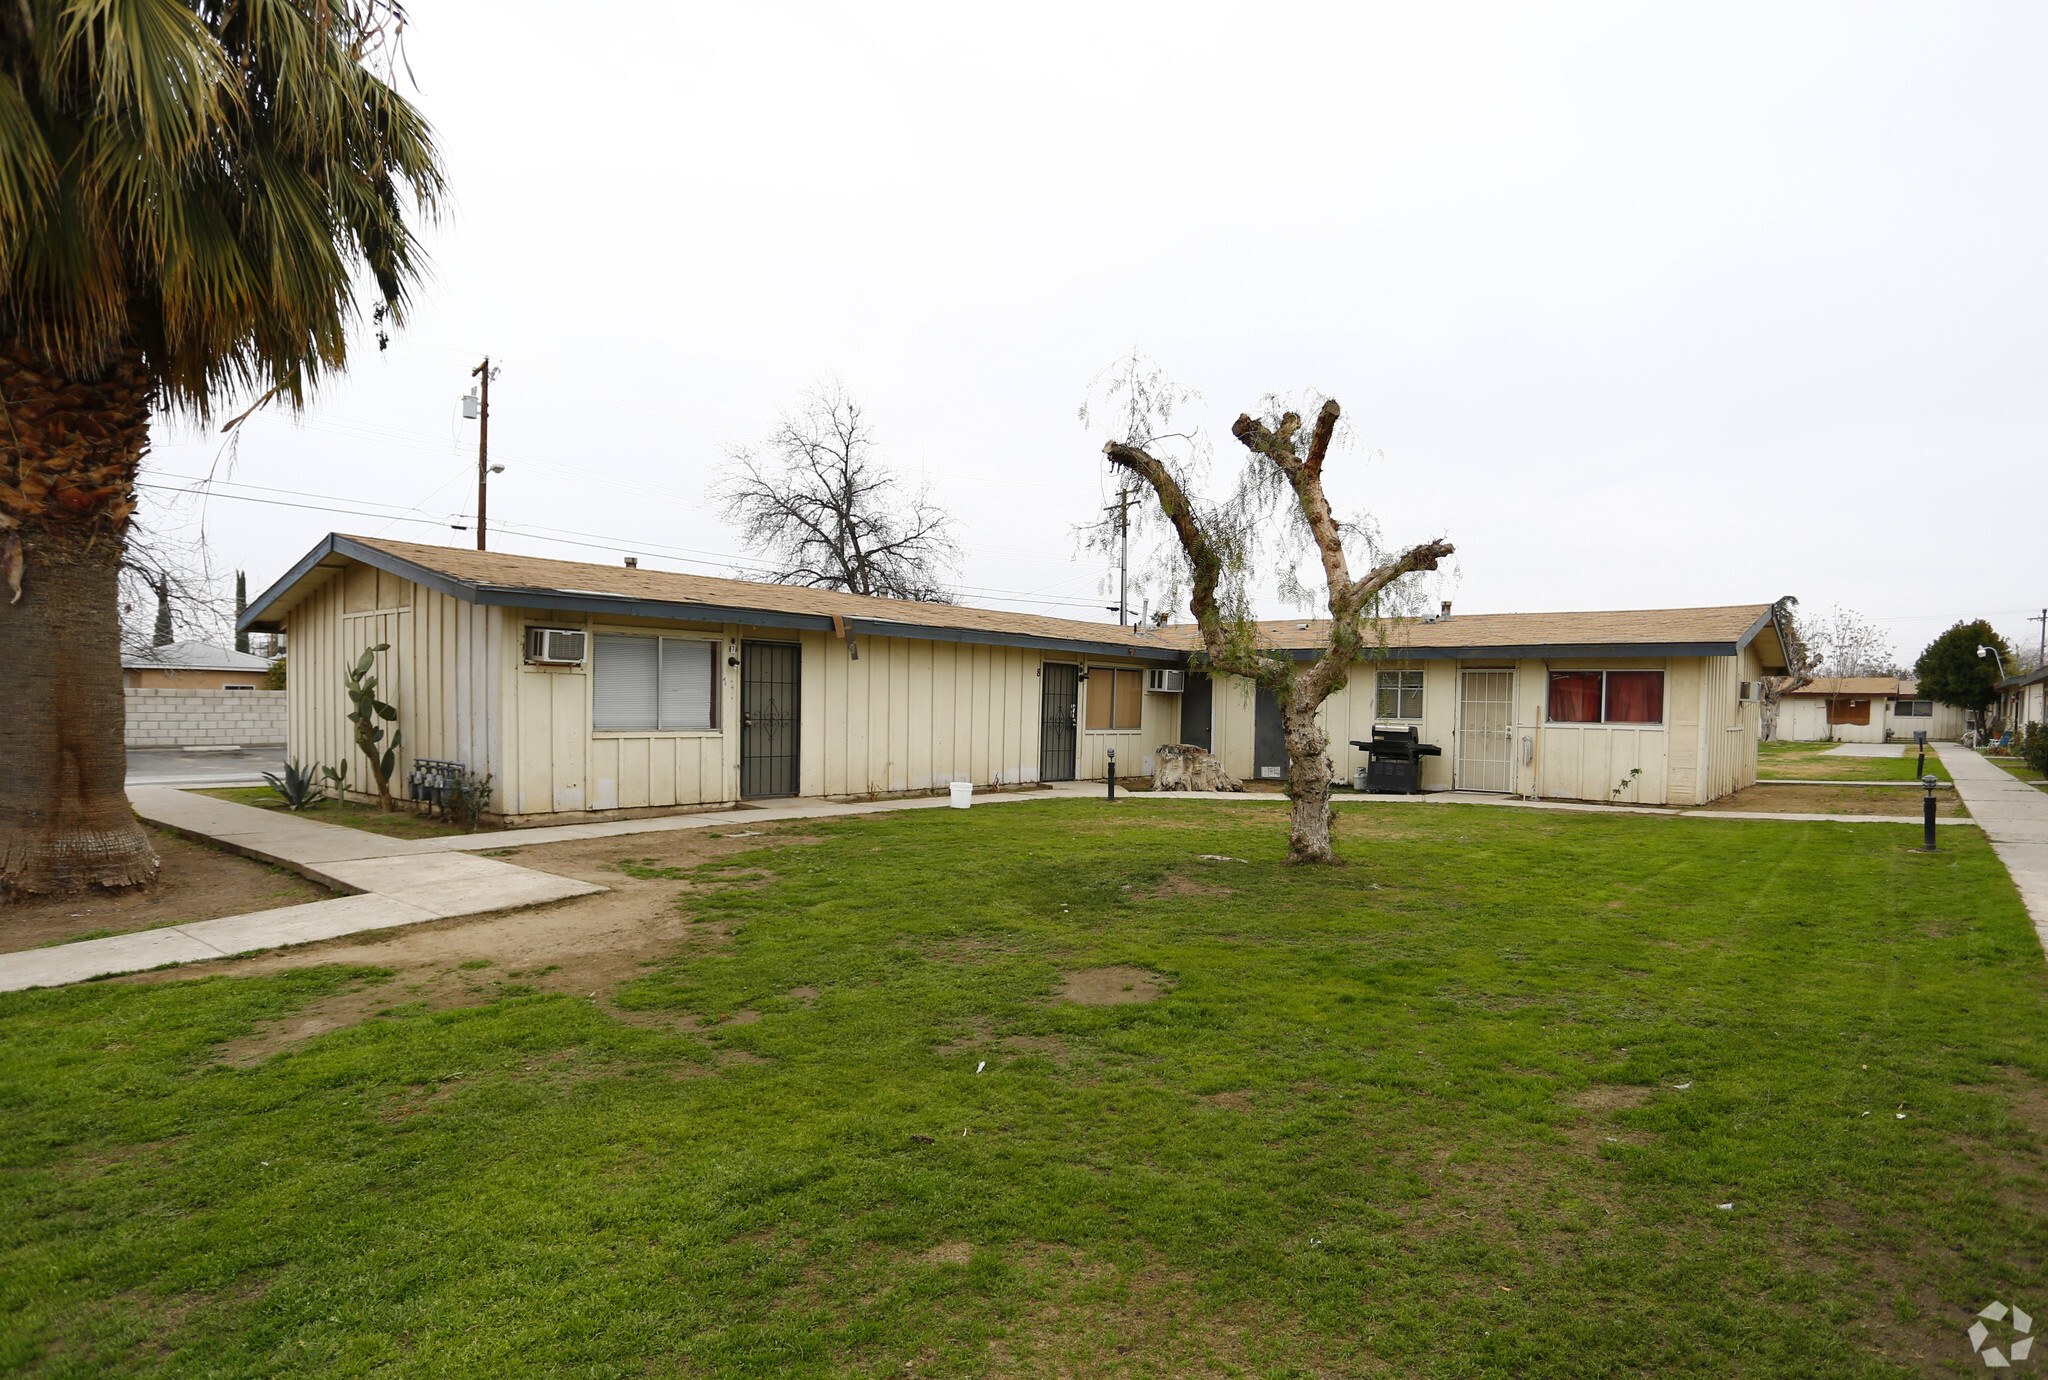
[1152,744,1243,793]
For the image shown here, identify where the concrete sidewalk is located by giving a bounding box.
[1934,743,2048,953]
[0,788,606,993]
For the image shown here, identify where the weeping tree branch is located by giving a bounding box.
[1104,389,1454,865]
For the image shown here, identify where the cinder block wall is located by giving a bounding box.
[124,688,287,748]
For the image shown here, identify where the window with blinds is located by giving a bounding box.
[593,634,717,732]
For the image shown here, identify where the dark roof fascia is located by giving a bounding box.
[1736,606,1790,669]
[853,618,1183,662]
[1279,640,1743,663]
[1996,666,2048,691]
[239,534,347,632]
[483,591,1180,660]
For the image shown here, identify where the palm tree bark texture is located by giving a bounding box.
[1106,399,1454,865]
[0,349,154,891]
[0,0,441,896]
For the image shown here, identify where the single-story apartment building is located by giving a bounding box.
[1995,667,2048,734]
[238,534,1792,823]
[122,639,275,689]
[1770,676,1964,743]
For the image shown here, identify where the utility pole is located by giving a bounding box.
[1103,489,1134,626]
[2032,607,2047,672]
[470,358,492,551]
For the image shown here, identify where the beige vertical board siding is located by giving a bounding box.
[907,641,935,787]
[576,619,734,814]
[1076,659,1147,780]
[1211,673,1256,781]
[292,565,415,806]
[1665,658,1702,806]
[1534,658,1671,805]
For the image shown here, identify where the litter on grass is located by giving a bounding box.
[1671,1081,1693,1090]
[975,1061,986,1074]
[1197,855,1248,862]
[1717,1203,1734,1211]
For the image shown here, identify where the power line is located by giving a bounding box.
[137,476,1130,616]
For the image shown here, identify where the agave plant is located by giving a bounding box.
[0,0,442,895]
[261,758,328,812]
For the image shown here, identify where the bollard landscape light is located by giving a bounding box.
[1916,728,1927,778]
[1922,774,1939,852]
[1106,746,1117,802]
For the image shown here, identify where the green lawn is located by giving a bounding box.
[1984,757,2048,791]
[193,787,499,840]
[1758,741,1952,782]
[4,801,2045,1377]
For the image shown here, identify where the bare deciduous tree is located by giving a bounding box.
[1798,604,1902,678]
[715,382,960,602]
[1089,355,1454,865]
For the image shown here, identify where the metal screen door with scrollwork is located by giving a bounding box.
[740,642,801,798]
[1039,663,1078,781]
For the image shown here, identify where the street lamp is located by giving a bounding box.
[1978,644,2007,678]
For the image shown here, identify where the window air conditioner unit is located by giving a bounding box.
[1147,668,1186,693]
[1738,681,1758,703]
[525,627,588,666]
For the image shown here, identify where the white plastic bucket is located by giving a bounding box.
[949,781,974,809]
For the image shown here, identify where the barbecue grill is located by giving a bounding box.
[1350,725,1443,794]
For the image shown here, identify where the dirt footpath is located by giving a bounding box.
[114,824,822,1050]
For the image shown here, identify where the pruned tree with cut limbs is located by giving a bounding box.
[715,381,960,602]
[1089,355,1454,864]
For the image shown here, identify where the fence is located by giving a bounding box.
[124,688,287,748]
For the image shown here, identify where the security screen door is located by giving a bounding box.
[1456,670,1514,793]
[739,642,801,798]
[1039,663,1078,781]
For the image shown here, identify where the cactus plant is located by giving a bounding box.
[343,644,402,812]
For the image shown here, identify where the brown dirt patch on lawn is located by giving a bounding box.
[1694,784,1968,818]
[1145,874,1234,900]
[115,827,818,1060]
[1056,966,1171,1005]
[1565,1084,1654,1111]
[1,825,331,950]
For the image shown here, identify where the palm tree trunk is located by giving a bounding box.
[0,348,158,896]
[1281,696,1339,864]
[0,526,157,893]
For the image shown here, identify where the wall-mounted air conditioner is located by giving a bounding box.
[525,627,588,666]
[1147,668,1186,693]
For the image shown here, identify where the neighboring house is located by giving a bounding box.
[121,639,275,690]
[238,534,1792,824]
[1772,677,1964,743]
[1995,667,2048,733]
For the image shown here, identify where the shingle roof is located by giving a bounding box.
[342,535,1171,649]
[244,534,1784,665]
[1152,605,1778,655]
[1781,677,1917,698]
[121,639,273,672]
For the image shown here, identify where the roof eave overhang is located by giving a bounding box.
[1278,641,1744,662]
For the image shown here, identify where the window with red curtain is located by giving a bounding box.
[1605,671,1665,723]
[1548,672,1602,722]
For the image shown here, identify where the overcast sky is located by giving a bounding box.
[145,1,2048,666]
